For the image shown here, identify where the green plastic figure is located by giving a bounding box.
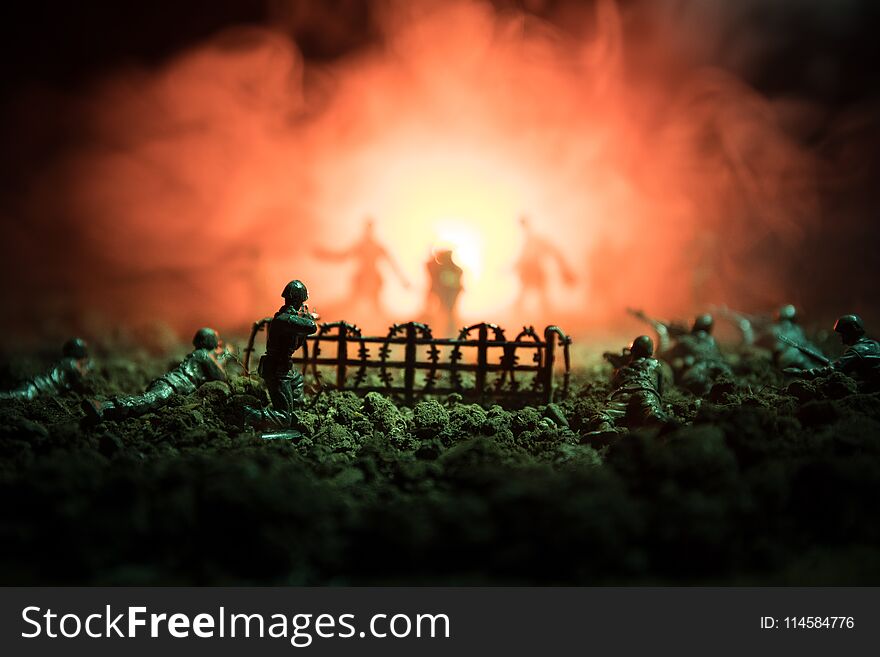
[243,280,318,430]
[83,328,228,422]
[785,314,879,383]
[601,335,669,428]
[0,338,92,401]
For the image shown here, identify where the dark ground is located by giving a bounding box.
[0,342,879,585]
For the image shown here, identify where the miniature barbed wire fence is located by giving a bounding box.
[292,321,571,405]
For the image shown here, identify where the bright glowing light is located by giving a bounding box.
[433,220,483,279]
[316,137,543,319]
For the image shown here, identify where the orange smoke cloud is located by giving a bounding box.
[3,0,823,340]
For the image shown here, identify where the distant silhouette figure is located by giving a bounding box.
[515,216,576,315]
[314,218,409,314]
[424,249,463,337]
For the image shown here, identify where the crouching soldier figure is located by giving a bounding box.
[663,314,733,395]
[727,304,825,370]
[1,338,92,400]
[83,328,228,422]
[598,335,669,430]
[785,314,880,385]
[243,280,317,430]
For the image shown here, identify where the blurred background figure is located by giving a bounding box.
[424,249,463,337]
[0,338,92,401]
[314,218,409,317]
[515,216,577,316]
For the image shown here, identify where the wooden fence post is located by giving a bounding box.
[337,323,348,390]
[543,326,556,404]
[404,322,416,405]
[476,323,488,403]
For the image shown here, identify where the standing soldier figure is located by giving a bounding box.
[424,249,463,337]
[514,216,577,315]
[785,314,880,384]
[313,218,409,315]
[244,280,318,430]
[0,338,92,401]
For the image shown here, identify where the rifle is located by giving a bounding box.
[711,305,762,345]
[242,304,319,376]
[626,308,687,353]
[603,349,630,369]
[243,317,272,375]
[777,334,830,365]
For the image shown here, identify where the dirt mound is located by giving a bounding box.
[0,346,878,584]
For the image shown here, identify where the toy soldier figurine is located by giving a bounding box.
[763,304,825,369]
[665,314,733,395]
[636,312,730,395]
[243,279,318,430]
[599,335,668,429]
[424,249,463,337]
[0,338,92,400]
[785,314,880,383]
[313,218,409,315]
[628,309,732,394]
[719,304,825,370]
[514,215,577,314]
[83,328,228,422]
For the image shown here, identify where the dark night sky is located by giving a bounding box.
[0,0,878,334]
[1,1,878,103]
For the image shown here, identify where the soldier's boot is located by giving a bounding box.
[82,398,116,424]
[242,405,306,440]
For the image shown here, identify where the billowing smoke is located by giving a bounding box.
[0,0,873,345]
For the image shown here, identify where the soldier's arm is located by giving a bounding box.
[626,308,672,353]
[793,343,871,378]
[205,353,229,382]
[379,246,410,288]
[291,313,318,335]
[186,350,226,384]
[603,350,629,369]
[313,243,355,261]
[792,352,853,379]
[793,365,833,379]
[829,344,869,375]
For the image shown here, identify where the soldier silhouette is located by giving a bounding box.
[424,248,463,337]
[515,216,576,315]
[314,218,409,315]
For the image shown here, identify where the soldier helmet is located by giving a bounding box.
[629,335,654,359]
[833,314,865,343]
[62,338,89,359]
[282,279,309,308]
[193,327,220,350]
[692,313,714,334]
[777,304,797,322]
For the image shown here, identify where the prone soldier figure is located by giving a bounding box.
[0,338,92,401]
[599,335,669,429]
[629,309,732,395]
[785,314,880,384]
[720,304,825,370]
[83,328,228,422]
[763,305,825,370]
[243,280,318,429]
